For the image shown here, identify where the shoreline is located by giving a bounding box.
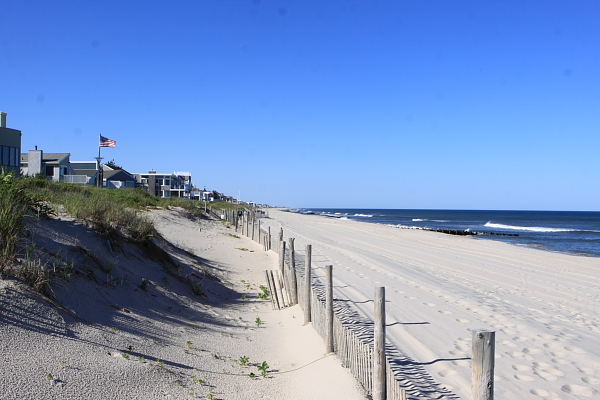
[284,208,600,259]
[260,208,600,399]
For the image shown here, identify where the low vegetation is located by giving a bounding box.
[0,171,212,293]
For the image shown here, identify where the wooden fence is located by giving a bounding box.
[218,210,495,400]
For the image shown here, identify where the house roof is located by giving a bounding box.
[21,153,70,164]
[70,161,98,170]
[103,169,136,181]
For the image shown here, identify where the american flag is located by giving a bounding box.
[99,135,116,148]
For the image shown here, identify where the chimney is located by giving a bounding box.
[0,112,6,128]
[28,148,43,176]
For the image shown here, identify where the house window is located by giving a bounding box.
[10,148,17,167]
[46,165,54,176]
[2,146,8,166]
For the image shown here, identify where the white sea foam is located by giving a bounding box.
[484,222,576,233]
[354,214,373,217]
[413,219,427,221]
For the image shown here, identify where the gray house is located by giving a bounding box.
[132,170,192,198]
[68,161,99,185]
[0,112,22,176]
[21,149,73,182]
[102,165,136,189]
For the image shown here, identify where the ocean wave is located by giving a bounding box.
[412,218,427,221]
[354,214,373,217]
[484,222,577,233]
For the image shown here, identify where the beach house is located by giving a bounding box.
[20,149,74,181]
[132,170,193,198]
[0,112,22,176]
[102,165,136,189]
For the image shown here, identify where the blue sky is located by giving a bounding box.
[1,1,599,210]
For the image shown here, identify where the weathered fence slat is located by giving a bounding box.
[472,329,495,400]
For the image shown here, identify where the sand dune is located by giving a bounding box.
[0,208,365,400]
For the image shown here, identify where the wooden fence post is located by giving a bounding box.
[268,227,271,250]
[288,238,297,305]
[279,241,286,271]
[325,264,334,354]
[304,244,312,325]
[472,329,495,400]
[373,286,386,400]
[258,220,261,244]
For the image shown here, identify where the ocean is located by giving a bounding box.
[295,209,600,258]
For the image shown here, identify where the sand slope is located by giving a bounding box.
[0,208,365,400]
[259,209,600,399]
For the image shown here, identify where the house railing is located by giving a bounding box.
[62,175,89,184]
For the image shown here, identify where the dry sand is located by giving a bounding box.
[259,209,600,400]
[0,208,365,400]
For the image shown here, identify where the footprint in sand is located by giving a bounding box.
[405,296,416,299]
[523,348,543,355]
[438,310,453,314]
[533,362,552,368]
[437,369,457,377]
[565,346,586,354]
[530,388,551,396]
[578,367,595,375]
[514,374,536,381]
[512,365,532,371]
[535,370,561,382]
[423,303,436,306]
[498,340,518,348]
[456,319,470,323]
[506,351,525,359]
[582,377,600,384]
[561,384,593,397]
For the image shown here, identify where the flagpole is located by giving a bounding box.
[96,134,103,188]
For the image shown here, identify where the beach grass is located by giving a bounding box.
[0,172,208,291]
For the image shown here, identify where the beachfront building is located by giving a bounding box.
[132,170,193,198]
[20,149,74,182]
[102,165,136,189]
[68,161,99,185]
[0,112,22,176]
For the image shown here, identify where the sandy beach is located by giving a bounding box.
[259,209,600,399]
[0,208,365,400]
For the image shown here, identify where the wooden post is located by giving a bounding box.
[252,219,255,241]
[325,264,334,354]
[268,227,271,250]
[472,329,495,400]
[288,238,297,305]
[279,241,286,271]
[373,287,386,400]
[258,220,261,244]
[304,244,312,325]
